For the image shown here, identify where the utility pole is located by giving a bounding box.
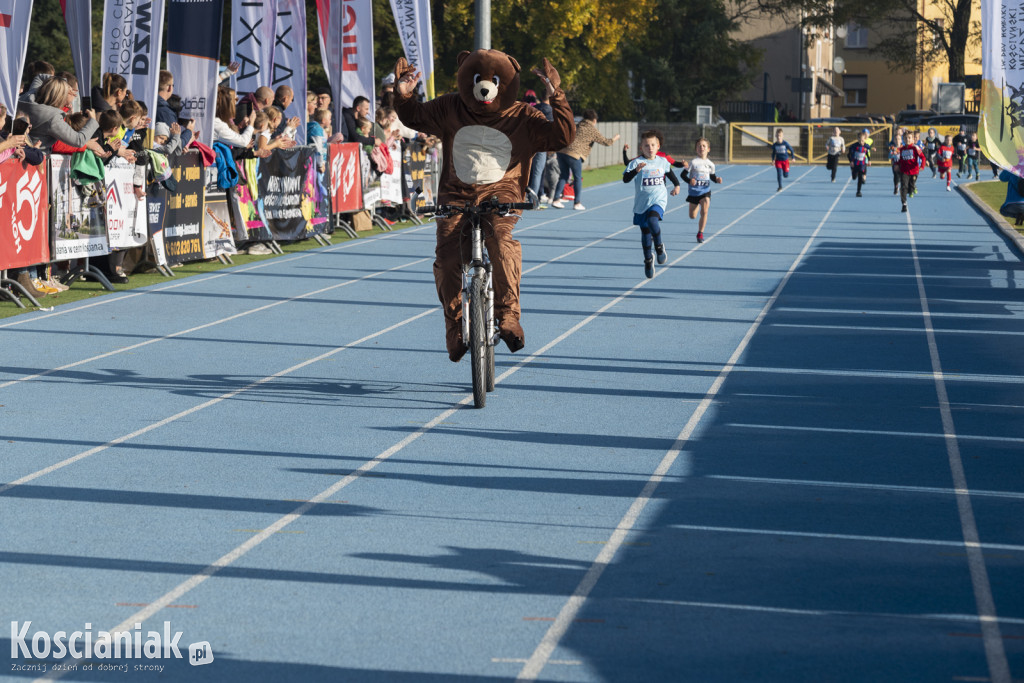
[475,0,491,50]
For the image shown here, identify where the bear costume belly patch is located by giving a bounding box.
[452,125,513,185]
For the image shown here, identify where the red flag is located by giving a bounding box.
[0,13,12,27]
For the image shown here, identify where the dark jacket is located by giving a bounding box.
[156,96,192,147]
[342,107,375,146]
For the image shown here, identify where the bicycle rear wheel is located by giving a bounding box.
[469,275,487,408]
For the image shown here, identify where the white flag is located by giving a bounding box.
[230,0,277,94]
[272,0,307,144]
[0,0,33,117]
[334,0,375,125]
[389,0,434,99]
[101,0,166,129]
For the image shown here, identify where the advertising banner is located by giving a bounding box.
[104,157,148,250]
[166,0,224,148]
[272,0,307,144]
[163,152,206,264]
[379,137,403,205]
[257,146,324,240]
[231,156,272,243]
[328,142,363,213]
[361,147,381,209]
[101,0,166,128]
[0,0,34,118]
[202,193,238,257]
[145,183,168,267]
[230,0,276,94]
[0,157,49,270]
[322,0,375,127]
[61,0,93,97]
[49,154,110,263]
[980,0,1024,173]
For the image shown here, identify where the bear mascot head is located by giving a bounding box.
[455,49,522,115]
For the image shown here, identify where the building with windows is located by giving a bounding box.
[832,5,982,117]
[730,12,843,120]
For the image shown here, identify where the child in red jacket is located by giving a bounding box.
[897,133,926,212]
[936,136,955,192]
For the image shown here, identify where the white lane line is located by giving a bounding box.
[905,211,1012,683]
[707,475,1024,501]
[627,598,1024,626]
[0,308,436,497]
[0,224,435,329]
[774,306,1024,321]
[514,177,850,682]
[727,422,1024,444]
[667,523,1024,554]
[0,257,432,390]
[727,365,1024,384]
[773,322,1024,337]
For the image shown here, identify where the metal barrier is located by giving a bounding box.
[728,123,892,164]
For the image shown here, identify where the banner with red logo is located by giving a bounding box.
[0,0,34,119]
[319,0,375,127]
[328,142,363,213]
[0,157,50,270]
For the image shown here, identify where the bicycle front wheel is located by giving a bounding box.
[469,275,487,408]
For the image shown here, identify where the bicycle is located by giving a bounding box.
[418,194,534,408]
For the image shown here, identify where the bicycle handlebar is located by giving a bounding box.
[414,191,535,217]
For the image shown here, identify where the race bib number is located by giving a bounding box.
[641,175,664,186]
[854,151,866,162]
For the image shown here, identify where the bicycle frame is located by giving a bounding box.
[460,220,497,348]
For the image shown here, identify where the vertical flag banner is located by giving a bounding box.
[60,0,93,97]
[230,0,277,94]
[342,0,375,114]
[327,0,375,127]
[316,0,334,87]
[166,0,224,148]
[272,0,307,144]
[389,0,434,99]
[0,0,33,117]
[101,0,166,129]
[980,0,1024,174]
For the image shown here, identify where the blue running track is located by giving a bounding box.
[1,164,1022,682]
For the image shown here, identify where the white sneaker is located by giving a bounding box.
[946,185,951,191]
[538,194,549,205]
[550,200,565,209]
[573,203,586,211]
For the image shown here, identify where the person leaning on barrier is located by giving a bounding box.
[19,76,98,152]
[213,87,256,149]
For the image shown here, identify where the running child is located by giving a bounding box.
[937,135,955,191]
[888,128,904,195]
[965,131,981,180]
[825,127,845,183]
[923,127,940,177]
[847,130,870,196]
[771,128,794,191]
[897,133,925,212]
[952,126,968,177]
[622,129,682,278]
[681,137,723,245]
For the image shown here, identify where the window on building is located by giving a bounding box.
[843,75,867,107]
[845,22,868,48]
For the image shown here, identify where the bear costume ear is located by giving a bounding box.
[507,55,521,73]
[456,51,472,67]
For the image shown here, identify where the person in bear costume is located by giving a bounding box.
[392,50,576,362]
